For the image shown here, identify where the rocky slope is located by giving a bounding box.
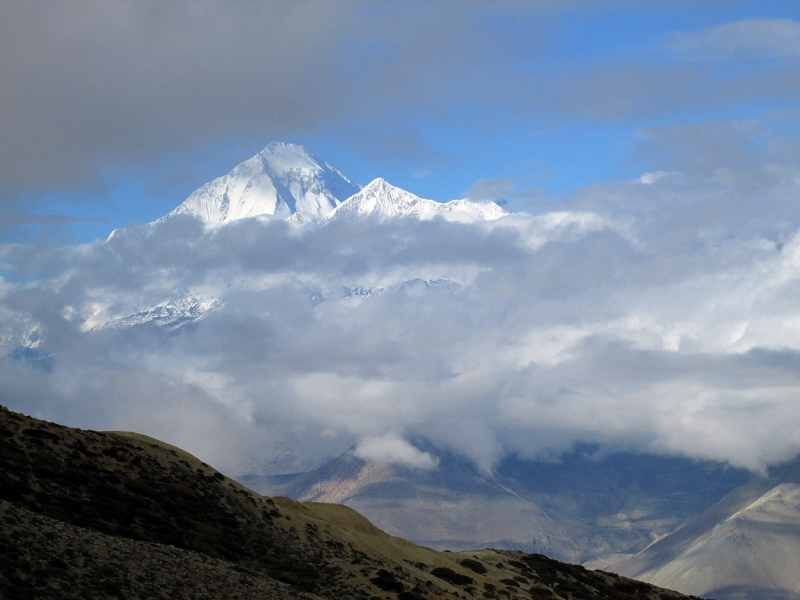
[0,500,320,600]
[0,405,702,600]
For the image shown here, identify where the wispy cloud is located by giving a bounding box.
[665,18,800,61]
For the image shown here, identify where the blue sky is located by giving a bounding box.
[3,1,800,244]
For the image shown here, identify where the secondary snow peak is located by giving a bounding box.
[325,177,508,223]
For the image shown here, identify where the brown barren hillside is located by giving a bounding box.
[0,405,703,600]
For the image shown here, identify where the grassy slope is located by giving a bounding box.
[0,405,702,600]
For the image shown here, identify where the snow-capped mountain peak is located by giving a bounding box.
[327,178,428,218]
[167,142,360,228]
[324,177,507,222]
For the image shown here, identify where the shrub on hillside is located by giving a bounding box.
[430,567,474,586]
[460,558,488,574]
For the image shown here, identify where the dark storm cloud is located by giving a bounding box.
[542,61,800,122]
[0,0,553,204]
[5,3,799,212]
[0,0,363,196]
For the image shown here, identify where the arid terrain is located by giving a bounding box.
[607,458,800,600]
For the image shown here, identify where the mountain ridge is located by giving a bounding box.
[108,141,508,241]
[608,456,800,599]
[102,141,507,268]
[324,177,507,222]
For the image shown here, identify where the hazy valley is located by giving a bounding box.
[246,444,750,564]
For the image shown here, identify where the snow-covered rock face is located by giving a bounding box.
[144,142,505,230]
[325,177,507,222]
[81,291,224,332]
[168,142,361,227]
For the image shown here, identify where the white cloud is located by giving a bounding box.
[637,171,667,185]
[5,121,800,476]
[354,434,439,470]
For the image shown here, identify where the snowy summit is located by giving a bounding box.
[168,142,361,227]
[107,142,509,250]
[162,142,507,228]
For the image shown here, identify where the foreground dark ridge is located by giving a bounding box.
[0,406,704,600]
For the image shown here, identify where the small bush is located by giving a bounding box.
[370,569,404,593]
[430,567,474,586]
[460,558,487,574]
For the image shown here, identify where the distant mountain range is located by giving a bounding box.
[248,441,800,599]
[244,442,750,565]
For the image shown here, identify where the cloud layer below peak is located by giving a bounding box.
[4,122,800,476]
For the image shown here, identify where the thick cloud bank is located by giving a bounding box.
[4,129,800,475]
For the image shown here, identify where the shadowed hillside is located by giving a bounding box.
[0,405,704,599]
